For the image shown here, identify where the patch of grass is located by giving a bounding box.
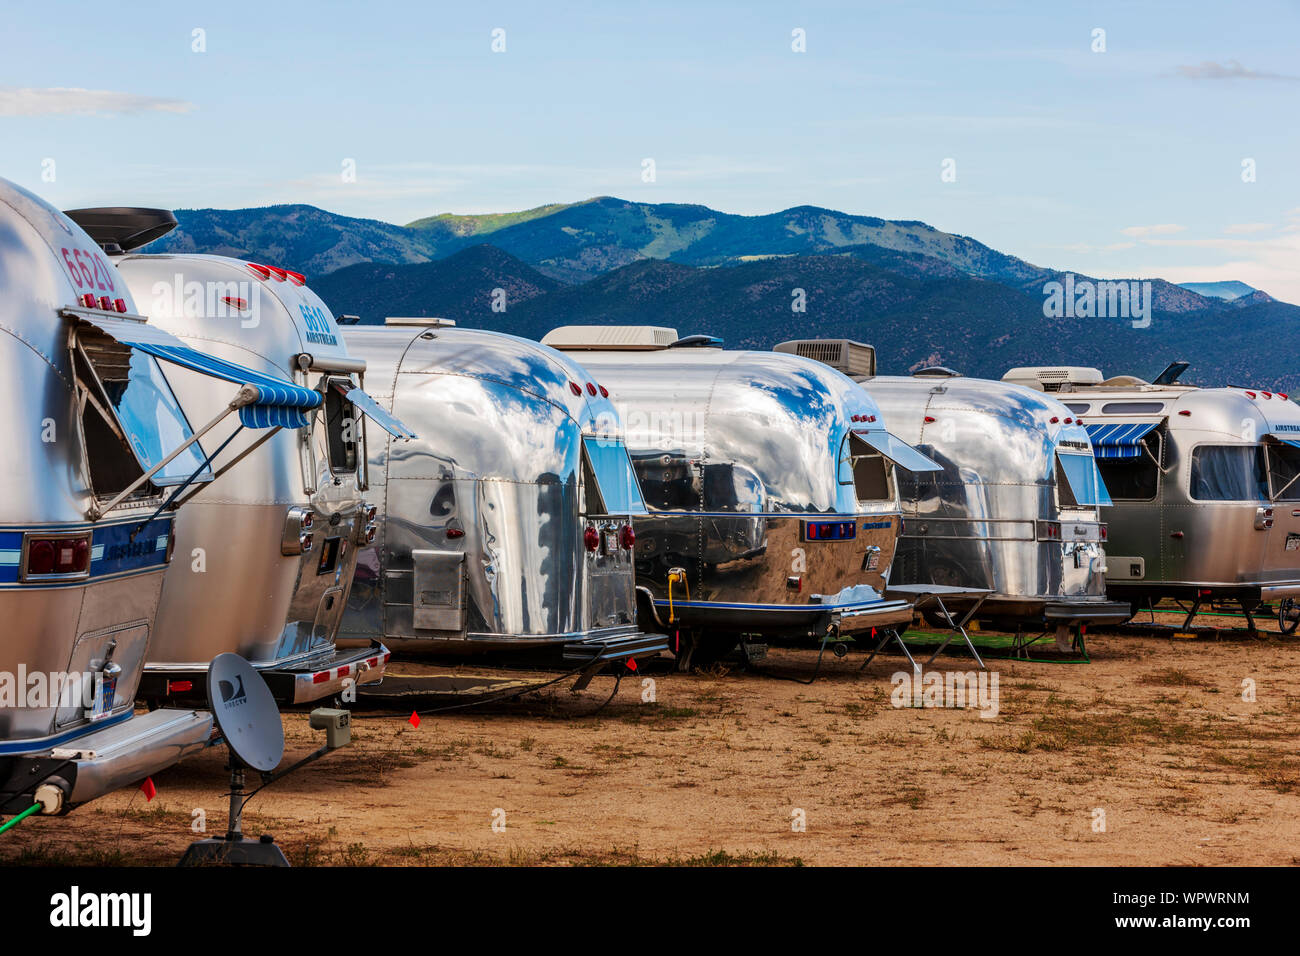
[1138,668,1209,688]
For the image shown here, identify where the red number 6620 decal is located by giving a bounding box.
[61,246,115,293]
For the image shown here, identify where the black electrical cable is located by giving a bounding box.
[348,656,632,719]
[748,630,834,685]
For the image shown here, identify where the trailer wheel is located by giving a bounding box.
[1278,599,1300,635]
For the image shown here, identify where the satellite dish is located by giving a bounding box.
[206,653,284,773]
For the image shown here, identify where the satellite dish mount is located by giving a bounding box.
[179,653,352,867]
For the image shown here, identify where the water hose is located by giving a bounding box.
[0,803,41,837]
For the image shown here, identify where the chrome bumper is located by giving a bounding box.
[3,708,216,812]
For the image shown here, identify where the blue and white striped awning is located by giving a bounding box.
[1085,421,1160,459]
[72,312,323,429]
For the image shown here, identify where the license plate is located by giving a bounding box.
[90,672,117,722]
[864,550,880,571]
[603,531,619,553]
[1287,534,1300,552]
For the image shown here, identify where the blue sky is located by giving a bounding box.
[3,1,1299,301]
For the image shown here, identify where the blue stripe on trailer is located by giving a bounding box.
[1084,421,1159,459]
[0,517,173,586]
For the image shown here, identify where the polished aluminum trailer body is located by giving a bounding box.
[111,253,396,703]
[852,372,1126,627]
[338,323,662,658]
[544,327,940,644]
[1009,367,1300,612]
[0,179,213,815]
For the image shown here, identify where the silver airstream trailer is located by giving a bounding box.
[777,340,1129,639]
[0,179,320,816]
[542,326,941,667]
[1005,363,1300,628]
[336,320,668,669]
[61,209,411,705]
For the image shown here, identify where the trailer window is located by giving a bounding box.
[1094,432,1160,500]
[840,434,893,503]
[1189,445,1268,502]
[1055,453,1112,507]
[581,437,647,515]
[1267,443,1300,501]
[324,380,359,474]
[73,336,210,496]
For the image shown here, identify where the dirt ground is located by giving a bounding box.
[4,625,1299,867]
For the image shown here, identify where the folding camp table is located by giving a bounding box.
[861,584,993,671]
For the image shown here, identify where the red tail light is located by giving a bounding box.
[247,263,271,280]
[1037,520,1062,541]
[25,534,92,577]
[620,524,636,550]
[113,298,127,312]
[923,416,936,424]
[1099,524,1108,541]
[598,385,609,398]
[586,383,597,396]
[80,293,96,308]
[583,526,600,552]
[569,382,582,396]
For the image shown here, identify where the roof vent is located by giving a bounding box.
[542,325,680,351]
[773,339,876,378]
[913,366,961,378]
[1001,366,1104,392]
[62,207,178,253]
[385,317,456,327]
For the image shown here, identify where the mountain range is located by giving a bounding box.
[144,196,1297,389]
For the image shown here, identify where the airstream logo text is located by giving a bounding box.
[1042,274,1152,329]
[891,669,999,718]
[0,667,106,709]
[49,886,151,936]
[151,276,261,328]
[299,303,338,346]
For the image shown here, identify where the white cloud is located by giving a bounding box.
[1132,232,1300,305]
[1176,60,1300,82]
[0,87,195,117]
[1120,223,1187,238]
[1224,222,1273,235]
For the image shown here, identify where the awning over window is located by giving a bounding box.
[331,381,417,440]
[1267,434,1300,451]
[1084,421,1159,459]
[71,312,323,429]
[851,429,943,473]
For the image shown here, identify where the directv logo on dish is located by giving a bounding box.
[49,886,151,936]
